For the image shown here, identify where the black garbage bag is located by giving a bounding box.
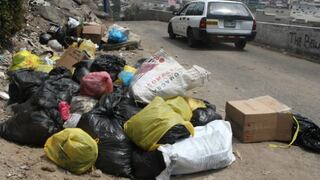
[77,93,134,178]
[72,60,93,83]
[39,33,53,45]
[8,69,48,104]
[158,125,191,145]
[90,55,126,81]
[35,74,80,109]
[0,107,63,146]
[294,114,320,153]
[191,101,222,127]
[98,86,142,126]
[132,147,166,179]
[49,66,72,78]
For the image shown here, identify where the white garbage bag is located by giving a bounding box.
[131,50,211,103]
[156,120,235,180]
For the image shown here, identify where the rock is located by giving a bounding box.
[47,40,63,51]
[94,10,110,19]
[91,169,102,178]
[80,5,102,24]
[41,165,56,172]
[39,6,64,24]
[73,0,82,5]
[49,0,77,11]
[20,165,31,171]
[81,0,99,10]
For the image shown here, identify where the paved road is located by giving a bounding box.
[119,21,320,180]
[120,21,320,124]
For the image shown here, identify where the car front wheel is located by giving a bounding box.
[235,40,247,49]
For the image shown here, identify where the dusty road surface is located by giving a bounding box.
[0,20,319,180]
[117,21,320,180]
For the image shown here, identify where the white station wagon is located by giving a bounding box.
[168,0,257,49]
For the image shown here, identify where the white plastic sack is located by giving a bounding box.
[131,50,211,103]
[156,120,235,180]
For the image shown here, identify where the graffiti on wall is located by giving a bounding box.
[289,32,320,50]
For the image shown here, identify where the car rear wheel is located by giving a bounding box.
[187,29,197,48]
[235,40,247,49]
[168,23,176,39]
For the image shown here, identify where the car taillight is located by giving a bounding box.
[200,18,206,29]
[252,19,256,32]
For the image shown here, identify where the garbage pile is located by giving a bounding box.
[0,49,235,179]
[39,19,141,54]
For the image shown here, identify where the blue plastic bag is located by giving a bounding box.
[108,27,128,43]
[118,65,137,86]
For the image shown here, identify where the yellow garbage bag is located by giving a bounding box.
[78,40,96,60]
[185,97,206,111]
[166,96,192,121]
[10,50,40,71]
[36,54,61,73]
[124,96,194,151]
[44,128,98,174]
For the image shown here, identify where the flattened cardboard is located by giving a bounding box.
[56,46,88,71]
[225,96,293,143]
[82,25,104,44]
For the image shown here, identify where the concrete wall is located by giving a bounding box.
[124,10,320,60]
[255,22,320,59]
[124,9,173,22]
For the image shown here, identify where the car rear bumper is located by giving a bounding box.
[192,28,256,42]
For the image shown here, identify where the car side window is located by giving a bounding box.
[179,4,190,15]
[186,3,197,16]
[194,2,205,16]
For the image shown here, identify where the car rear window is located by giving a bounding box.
[207,2,252,18]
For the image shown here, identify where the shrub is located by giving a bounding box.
[0,0,25,46]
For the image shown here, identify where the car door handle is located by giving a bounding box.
[180,17,182,20]
[187,18,189,20]
[182,17,186,20]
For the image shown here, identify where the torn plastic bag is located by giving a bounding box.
[77,95,134,178]
[157,120,235,180]
[294,114,320,153]
[90,55,126,81]
[8,69,48,104]
[132,147,166,179]
[70,96,98,114]
[191,101,222,127]
[124,96,194,151]
[0,107,63,146]
[80,72,113,98]
[131,50,211,103]
[35,73,80,109]
[44,128,98,174]
[72,60,93,83]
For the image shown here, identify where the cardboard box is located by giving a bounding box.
[56,46,88,71]
[82,25,104,44]
[225,96,293,143]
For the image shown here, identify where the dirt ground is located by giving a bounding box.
[0,20,319,180]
